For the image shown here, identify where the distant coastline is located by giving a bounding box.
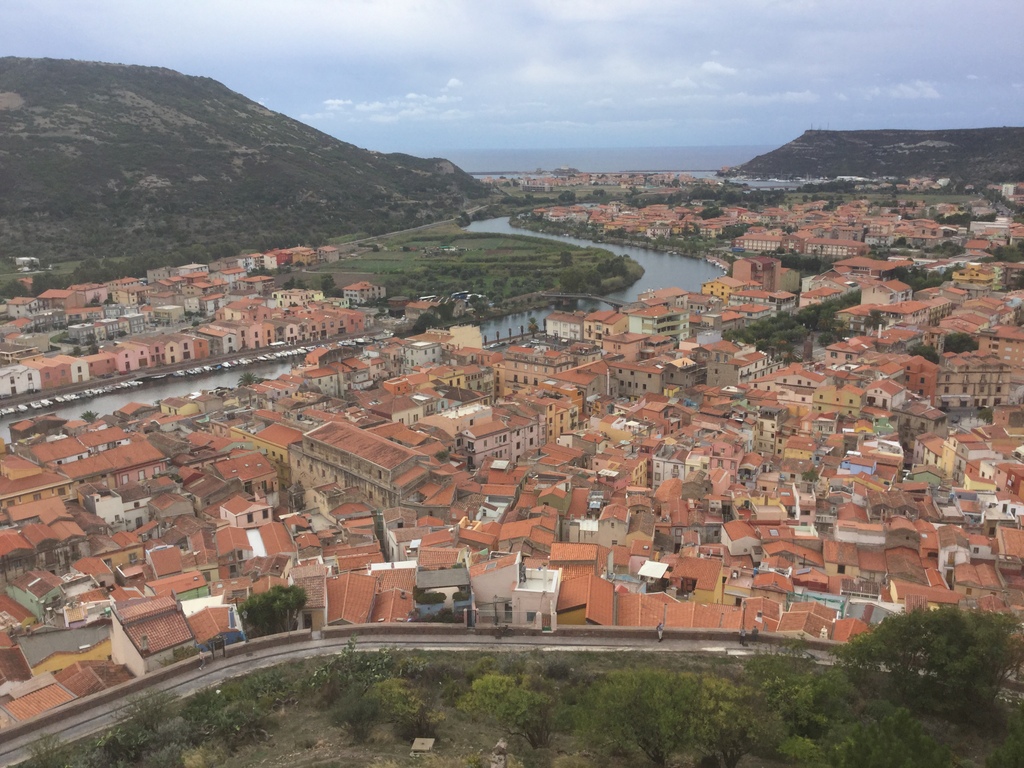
[434,145,772,175]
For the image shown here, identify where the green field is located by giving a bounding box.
[320,224,642,302]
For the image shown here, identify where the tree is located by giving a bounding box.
[908,343,940,364]
[239,585,307,637]
[237,371,259,387]
[320,273,338,297]
[837,608,1024,721]
[527,316,539,337]
[80,410,98,423]
[835,707,951,768]
[692,676,783,768]
[580,669,698,766]
[943,331,978,353]
[460,673,555,748]
[744,654,853,741]
[987,702,1024,768]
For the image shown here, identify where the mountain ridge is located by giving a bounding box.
[0,57,487,262]
[728,127,1024,182]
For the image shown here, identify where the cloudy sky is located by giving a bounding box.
[4,0,1023,158]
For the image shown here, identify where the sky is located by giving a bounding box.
[3,0,1023,158]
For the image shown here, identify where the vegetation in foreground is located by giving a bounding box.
[20,609,1024,768]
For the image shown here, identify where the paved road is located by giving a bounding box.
[0,631,810,765]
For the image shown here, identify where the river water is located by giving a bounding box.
[2,361,294,435]
[465,217,724,341]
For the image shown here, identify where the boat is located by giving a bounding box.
[17,404,28,412]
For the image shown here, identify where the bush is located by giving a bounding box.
[374,678,444,741]
[331,685,382,743]
[414,589,447,605]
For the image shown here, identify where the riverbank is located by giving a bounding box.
[509,214,730,275]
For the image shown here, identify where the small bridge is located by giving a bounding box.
[538,291,626,309]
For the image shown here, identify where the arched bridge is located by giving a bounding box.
[539,291,626,308]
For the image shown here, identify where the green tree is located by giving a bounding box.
[908,343,940,364]
[580,669,698,766]
[239,585,307,637]
[988,702,1024,768]
[80,410,98,423]
[943,331,979,353]
[374,678,444,740]
[527,316,539,337]
[460,673,555,748]
[744,655,853,741]
[692,676,784,768]
[320,273,338,297]
[835,708,951,768]
[837,608,1024,721]
[237,371,259,387]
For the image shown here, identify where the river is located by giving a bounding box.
[464,217,724,341]
[2,361,295,434]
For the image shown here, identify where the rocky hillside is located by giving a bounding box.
[729,128,1024,182]
[0,57,487,261]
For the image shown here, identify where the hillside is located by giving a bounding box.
[0,57,487,262]
[729,127,1024,182]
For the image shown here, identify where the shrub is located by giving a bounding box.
[331,685,382,743]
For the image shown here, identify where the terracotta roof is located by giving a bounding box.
[1,683,75,721]
[53,660,133,697]
[325,572,376,624]
[187,606,236,645]
[115,596,194,656]
[370,588,414,623]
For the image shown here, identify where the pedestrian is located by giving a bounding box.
[198,648,207,669]
[656,622,664,642]
[739,627,747,647]
[751,626,759,644]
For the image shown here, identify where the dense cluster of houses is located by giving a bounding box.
[0,260,382,397]
[3,191,1024,727]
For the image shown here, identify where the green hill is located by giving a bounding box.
[0,57,487,262]
[729,127,1024,182]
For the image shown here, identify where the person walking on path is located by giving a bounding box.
[198,648,208,670]
[656,622,664,642]
[751,626,759,644]
[739,627,747,647]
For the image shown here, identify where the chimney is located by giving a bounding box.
[140,635,149,652]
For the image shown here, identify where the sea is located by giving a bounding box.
[432,145,772,175]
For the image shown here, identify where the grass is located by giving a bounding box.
[315,226,637,303]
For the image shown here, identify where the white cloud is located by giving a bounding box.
[699,61,737,76]
[669,77,697,89]
[318,91,467,123]
[966,74,979,80]
[887,80,940,99]
[443,78,463,91]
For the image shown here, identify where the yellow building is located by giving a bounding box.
[231,423,305,485]
[812,384,865,418]
[952,263,1002,291]
[0,456,72,509]
[701,276,757,302]
[160,397,202,417]
[673,556,725,604]
[30,637,112,676]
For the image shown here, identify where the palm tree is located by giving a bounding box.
[237,371,259,387]
[527,316,539,337]
[80,410,98,423]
